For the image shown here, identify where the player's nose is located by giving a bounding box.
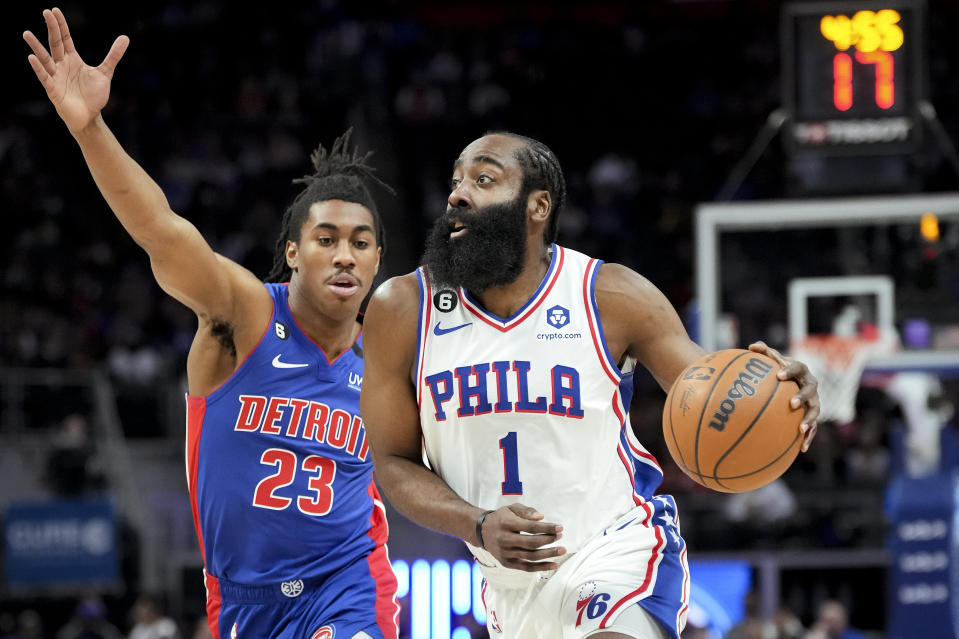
[447,184,472,209]
[332,240,356,267]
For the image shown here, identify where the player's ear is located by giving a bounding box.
[529,189,551,223]
[285,240,299,272]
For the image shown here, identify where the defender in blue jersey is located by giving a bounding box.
[24,10,399,638]
[362,133,821,639]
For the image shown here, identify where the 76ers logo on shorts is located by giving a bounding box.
[310,627,334,639]
[575,581,611,627]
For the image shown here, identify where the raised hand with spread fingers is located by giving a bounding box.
[23,8,129,134]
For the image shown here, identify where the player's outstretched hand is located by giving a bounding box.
[748,340,820,452]
[480,503,566,572]
[23,8,129,134]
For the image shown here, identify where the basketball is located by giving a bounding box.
[662,349,803,493]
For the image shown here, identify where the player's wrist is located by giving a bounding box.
[475,510,494,549]
[70,113,108,141]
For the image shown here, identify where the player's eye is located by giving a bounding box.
[477,174,493,184]
[354,239,370,249]
[317,236,334,246]
[450,177,462,189]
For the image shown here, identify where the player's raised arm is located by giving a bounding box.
[360,274,566,571]
[595,262,819,450]
[22,8,263,325]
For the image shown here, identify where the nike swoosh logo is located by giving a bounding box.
[433,322,472,336]
[272,354,309,369]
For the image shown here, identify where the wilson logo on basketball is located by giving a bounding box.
[707,357,774,432]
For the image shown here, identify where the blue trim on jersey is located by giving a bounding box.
[415,269,429,393]
[618,370,635,418]
[618,416,664,500]
[587,257,624,381]
[460,242,561,324]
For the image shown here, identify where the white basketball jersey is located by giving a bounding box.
[415,245,665,576]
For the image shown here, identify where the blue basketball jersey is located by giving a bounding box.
[185,283,397,636]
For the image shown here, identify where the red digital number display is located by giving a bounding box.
[782,1,923,153]
[820,10,902,111]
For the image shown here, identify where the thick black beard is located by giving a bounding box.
[421,191,530,293]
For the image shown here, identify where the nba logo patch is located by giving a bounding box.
[488,610,503,634]
[310,627,334,639]
[547,305,570,329]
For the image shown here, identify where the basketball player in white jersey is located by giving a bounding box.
[361,132,820,638]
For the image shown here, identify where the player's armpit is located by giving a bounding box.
[593,263,705,392]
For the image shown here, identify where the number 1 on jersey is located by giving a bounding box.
[499,431,523,495]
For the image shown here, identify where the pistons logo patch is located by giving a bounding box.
[310,626,334,639]
[280,579,304,598]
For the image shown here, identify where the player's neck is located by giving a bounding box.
[287,292,361,360]
[471,243,552,318]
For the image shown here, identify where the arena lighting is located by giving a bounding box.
[393,559,485,639]
[390,558,751,638]
[920,212,940,242]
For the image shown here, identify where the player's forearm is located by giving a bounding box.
[376,455,486,546]
[71,115,179,251]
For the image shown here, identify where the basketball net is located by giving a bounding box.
[789,331,897,424]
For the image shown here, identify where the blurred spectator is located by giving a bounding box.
[802,600,866,639]
[772,606,806,639]
[726,590,776,639]
[790,419,844,488]
[55,597,123,639]
[0,609,43,639]
[724,478,798,525]
[126,594,179,639]
[680,623,711,639]
[189,619,211,639]
[722,478,798,548]
[844,407,890,485]
[44,412,105,497]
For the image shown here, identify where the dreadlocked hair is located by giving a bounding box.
[488,131,567,247]
[265,128,394,283]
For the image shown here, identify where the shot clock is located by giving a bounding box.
[782,0,926,155]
